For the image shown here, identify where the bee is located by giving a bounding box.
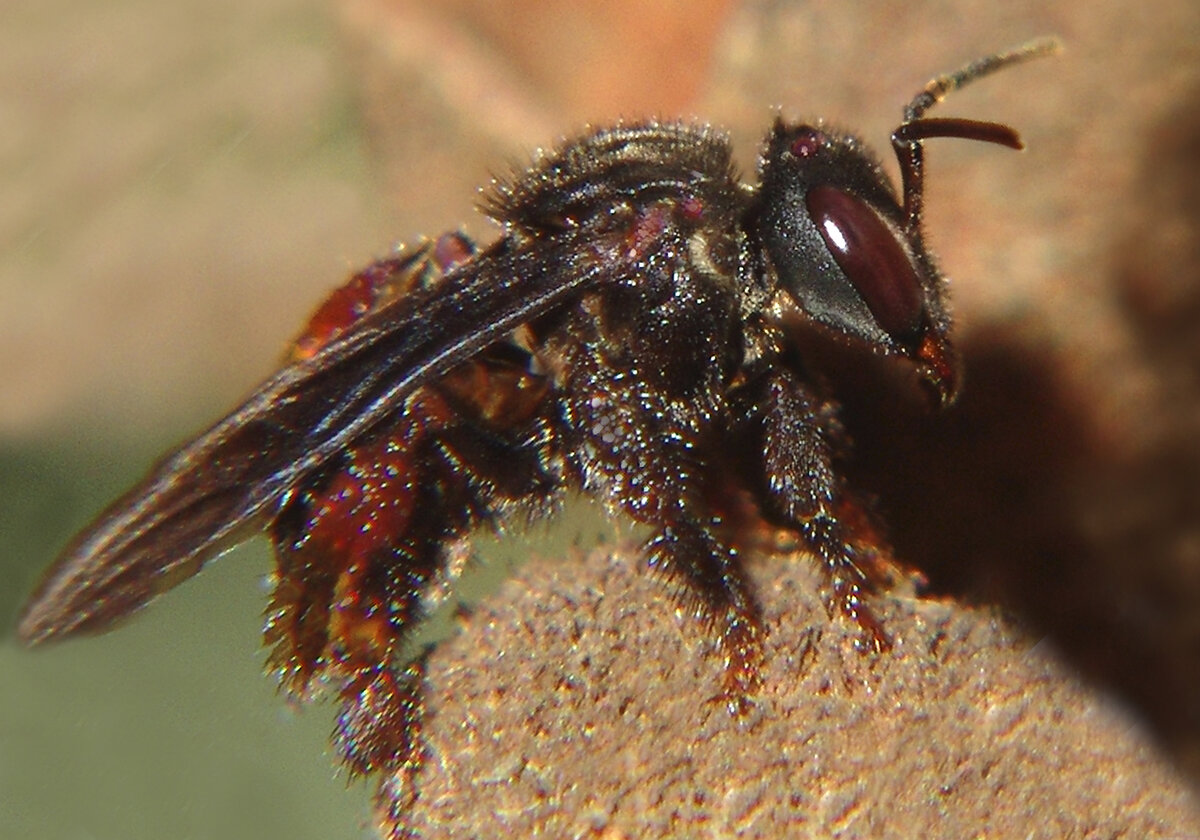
[19,39,1057,839]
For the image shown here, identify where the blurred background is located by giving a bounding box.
[2,0,1198,837]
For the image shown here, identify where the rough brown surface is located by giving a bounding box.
[399,546,1199,838]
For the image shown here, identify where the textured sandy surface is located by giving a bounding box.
[400,546,1199,838]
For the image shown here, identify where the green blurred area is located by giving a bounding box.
[0,436,618,840]
[0,0,387,836]
[0,437,376,838]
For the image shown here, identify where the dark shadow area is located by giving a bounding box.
[824,86,1200,782]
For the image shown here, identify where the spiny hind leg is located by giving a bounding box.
[265,387,556,835]
[265,427,466,776]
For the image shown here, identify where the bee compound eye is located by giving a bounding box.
[804,184,926,344]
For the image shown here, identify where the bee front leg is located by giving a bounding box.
[756,371,892,653]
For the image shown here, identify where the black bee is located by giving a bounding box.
[18,39,1056,839]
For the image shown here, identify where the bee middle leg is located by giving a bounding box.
[644,517,765,712]
[559,358,764,713]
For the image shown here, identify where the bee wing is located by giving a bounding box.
[19,234,606,645]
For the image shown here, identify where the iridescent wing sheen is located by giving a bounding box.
[19,231,611,645]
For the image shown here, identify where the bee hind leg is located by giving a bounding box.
[265,387,557,836]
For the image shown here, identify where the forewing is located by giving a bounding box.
[19,233,606,644]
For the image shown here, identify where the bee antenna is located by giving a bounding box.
[891,37,1062,234]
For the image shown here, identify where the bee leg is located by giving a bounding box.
[266,387,556,836]
[290,232,476,362]
[645,518,764,714]
[338,653,430,839]
[757,371,892,652]
[559,355,763,714]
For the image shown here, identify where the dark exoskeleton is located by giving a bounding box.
[19,40,1057,839]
